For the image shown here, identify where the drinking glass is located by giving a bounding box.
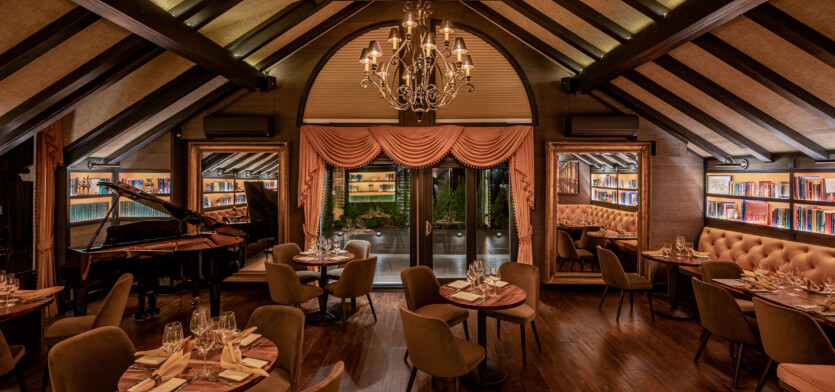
[4,276,17,308]
[332,235,343,254]
[661,243,671,257]
[324,238,332,257]
[753,260,768,280]
[220,311,236,332]
[317,235,326,257]
[190,308,209,337]
[195,333,213,376]
[466,265,476,293]
[162,322,184,354]
[210,317,223,349]
[227,329,242,352]
[488,267,498,297]
[823,273,834,297]
[675,240,685,259]
[675,235,686,253]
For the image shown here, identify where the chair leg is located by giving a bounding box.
[645,291,655,321]
[366,294,377,322]
[521,323,527,367]
[496,319,501,339]
[406,367,418,391]
[41,358,49,392]
[455,376,460,392]
[755,359,774,392]
[341,298,347,323]
[557,257,565,272]
[403,351,409,364]
[599,286,609,307]
[733,343,745,389]
[531,320,542,351]
[630,291,634,310]
[15,364,26,392]
[569,259,575,272]
[694,331,711,363]
[616,290,625,321]
[462,320,470,341]
[729,342,735,360]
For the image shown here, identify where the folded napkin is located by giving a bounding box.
[240,333,261,347]
[299,250,315,255]
[129,348,191,392]
[488,280,508,288]
[241,326,257,339]
[447,280,470,290]
[296,256,316,262]
[220,343,269,377]
[330,255,350,261]
[685,248,710,258]
[742,270,756,277]
[135,337,193,358]
[806,279,824,293]
[644,248,669,257]
[451,291,481,302]
[737,281,777,291]
[13,286,64,301]
[589,229,608,236]
[796,299,835,314]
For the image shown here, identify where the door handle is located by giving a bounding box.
[425,220,432,236]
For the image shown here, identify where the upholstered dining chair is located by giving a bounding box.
[691,278,761,389]
[0,329,26,391]
[327,239,371,281]
[597,247,654,321]
[777,364,835,392]
[265,262,323,309]
[300,361,344,392]
[48,326,135,392]
[752,298,835,392]
[574,227,603,254]
[274,243,319,284]
[399,306,485,392]
[324,257,378,322]
[42,273,134,392]
[487,262,541,367]
[246,305,306,392]
[700,261,754,313]
[558,230,594,272]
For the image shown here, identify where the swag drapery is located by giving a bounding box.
[298,125,535,264]
[36,121,64,317]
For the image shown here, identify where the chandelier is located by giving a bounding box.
[359,0,474,121]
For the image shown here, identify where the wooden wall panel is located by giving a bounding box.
[119,133,171,170]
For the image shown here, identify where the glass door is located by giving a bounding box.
[430,166,468,279]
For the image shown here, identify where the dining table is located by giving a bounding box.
[117,337,279,392]
[556,222,602,231]
[0,292,57,355]
[588,231,637,250]
[712,278,835,327]
[292,251,355,323]
[641,251,706,320]
[440,281,526,387]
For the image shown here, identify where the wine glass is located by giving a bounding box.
[753,260,768,280]
[219,311,236,343]
[823,273,834,298]
[487,266,498,297]
[466,265,477,293]
[195,333,213,376]
[324,238,332,257]
[4,276,17,308]
[675,236,686,259]
[228,329,242,352]
[190,308,209,337]
[162,322,184,354]
[661,242,671,257]
[332,234,343,254]
[210,317,223,349]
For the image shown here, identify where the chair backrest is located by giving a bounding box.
[48,326,135,392]
[331,257,377,298]
[300,361,344,392]
[700,261,743,282]
[753,298,835,365]
[558,230,579,260]
[246,305,305,391]
[499,262,539,313]
[344,240,371,259]
[265,262,306,305]
[274,243,305,271]
[691,278,758,345]
[92,273,133,329]
[399,306,471,378]
[597,246,631,289]
[0,330,16,376]
[400,266,444,311]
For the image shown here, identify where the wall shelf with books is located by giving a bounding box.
[590,170,639,209]
[348,170,396,202]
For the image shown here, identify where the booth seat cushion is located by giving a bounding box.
[698,227,835,284]
[588,205,638,250]
[204,206,248,222]
[777,364,835,392]
[556,204,590,221]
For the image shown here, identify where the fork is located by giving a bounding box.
[173,374,200,392]
[247,338,267,351]
[206,375,237,386]
[129,365,156,371]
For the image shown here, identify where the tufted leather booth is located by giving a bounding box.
[558,204,638,251]
[204,206,248,222]
[556,204,590,221]
[698,227,835,284]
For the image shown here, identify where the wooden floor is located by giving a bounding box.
[13,288,784,392]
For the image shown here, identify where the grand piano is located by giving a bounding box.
[65,182,247,318]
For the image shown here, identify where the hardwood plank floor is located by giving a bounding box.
[12,288,783,391]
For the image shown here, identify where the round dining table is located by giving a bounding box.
[293,251,355,323]
[641,251,706,320]
[0,295,54,322]
[440,282,526,387]
[117,338,279,392]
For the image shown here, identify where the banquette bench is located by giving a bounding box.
[557,204,638,251]
[204,206,248,222]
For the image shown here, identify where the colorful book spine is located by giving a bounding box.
[70,202,109,223]
[794,205,835,235]
[119,201,169,218]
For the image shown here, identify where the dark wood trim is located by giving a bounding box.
[745,4,835,69]
[599,84,731,162]
[623,71,773,162]
[620,0,668,22]
[466,167,477,264]
[694,34,835,128]
[184,0,245,29]
[653,55,828,160]
[0,7,99,81]
[248,154,280,174]
[73,0,275,91]
[228,0,333,58]
[563,0,767,93]
[550,0,632,43]
[500,0,604,60]
[217,153,258,173]
[464,2,583,73]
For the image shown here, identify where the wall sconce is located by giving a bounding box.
[87,160,120,169]
[715,157,748,169]
[814,159,835,165]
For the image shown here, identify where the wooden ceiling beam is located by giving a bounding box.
[249,155,279,174]
[745,4,835,68]
[619,0,669,23]
[201,153,235,172]
[241,153,277,174]
[604,153,631,166]
[464,2,583,73]
[71,0,275,91]
[218,153,259,173]
[597,84,731,162]
[228,0,333,59]
[0,7,99,81]
[550,0,632,44]
[572,154,599,168]
[624,71,772,162]
[654,54,828,160]
[581,153,613,168]
[694,34,835,127]
[500,0,604,60]
[182,0,245,29]
[562,0,767,93]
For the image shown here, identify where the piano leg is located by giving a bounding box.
[190,279,201,305]
[208,283,222,318]
[75,287,88,316]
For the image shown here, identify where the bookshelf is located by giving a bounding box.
[69,170,114,224]
[590,171,638,210]
[201,175,276,211]
[68,169,172,225]
[348,170,396,203]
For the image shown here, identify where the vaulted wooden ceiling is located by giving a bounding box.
[0,0,831,166]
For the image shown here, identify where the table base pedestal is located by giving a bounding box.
[655,306,693,320]
[462,360,507,387]
[305,309,340,324]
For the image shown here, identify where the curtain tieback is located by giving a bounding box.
[37,240,55,251]
[517,227,533,245]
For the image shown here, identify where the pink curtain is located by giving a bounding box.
[299,125,534,264]
[36,121,64,317]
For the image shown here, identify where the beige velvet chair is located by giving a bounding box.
[0,329,26,391]
[246,305,305,392]
[487,262,541,366]
[274,243,319,284]
[47,326,135,392]
[265,262,323,309]
[597,246,654,321]
[691,278,761,389]
[324,257,378,322]
[558,230,594,272]
[574,227,603,254]
[700,261,754,313]
[43,273,133,392]
[753,298,835,392]
[399,306,485,392]
[300,361,344,392]
[777,364,835,392]
[327,239,371,280]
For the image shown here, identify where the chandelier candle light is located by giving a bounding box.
[360,0,474,122]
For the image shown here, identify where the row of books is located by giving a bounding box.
[349,173,395,182]
[263,181,277,189]
[707,200,738,220]
[235,194,247,204]
[620,192,638,206]
[592,174,617,188]
[592,189,616,203]
[741,200,769,224]
[727,181,786,198]
[69,177,110,196]
[205,181,234,192]
[772,208,791,230]
[795,176,835,202]
[795,205,835,235]
[620,179,638,189]
[202,195,232,208]
[70,202,109,223]
[119,201,169,218]
[119,178,171,194]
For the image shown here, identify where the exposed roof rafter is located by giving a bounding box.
[620,0,669,23]
[228,0,333,59]
[745,4,835,68]
[550,0,632,44]
[499,0,604,60]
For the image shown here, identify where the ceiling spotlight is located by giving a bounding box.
[715,157,749,169]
